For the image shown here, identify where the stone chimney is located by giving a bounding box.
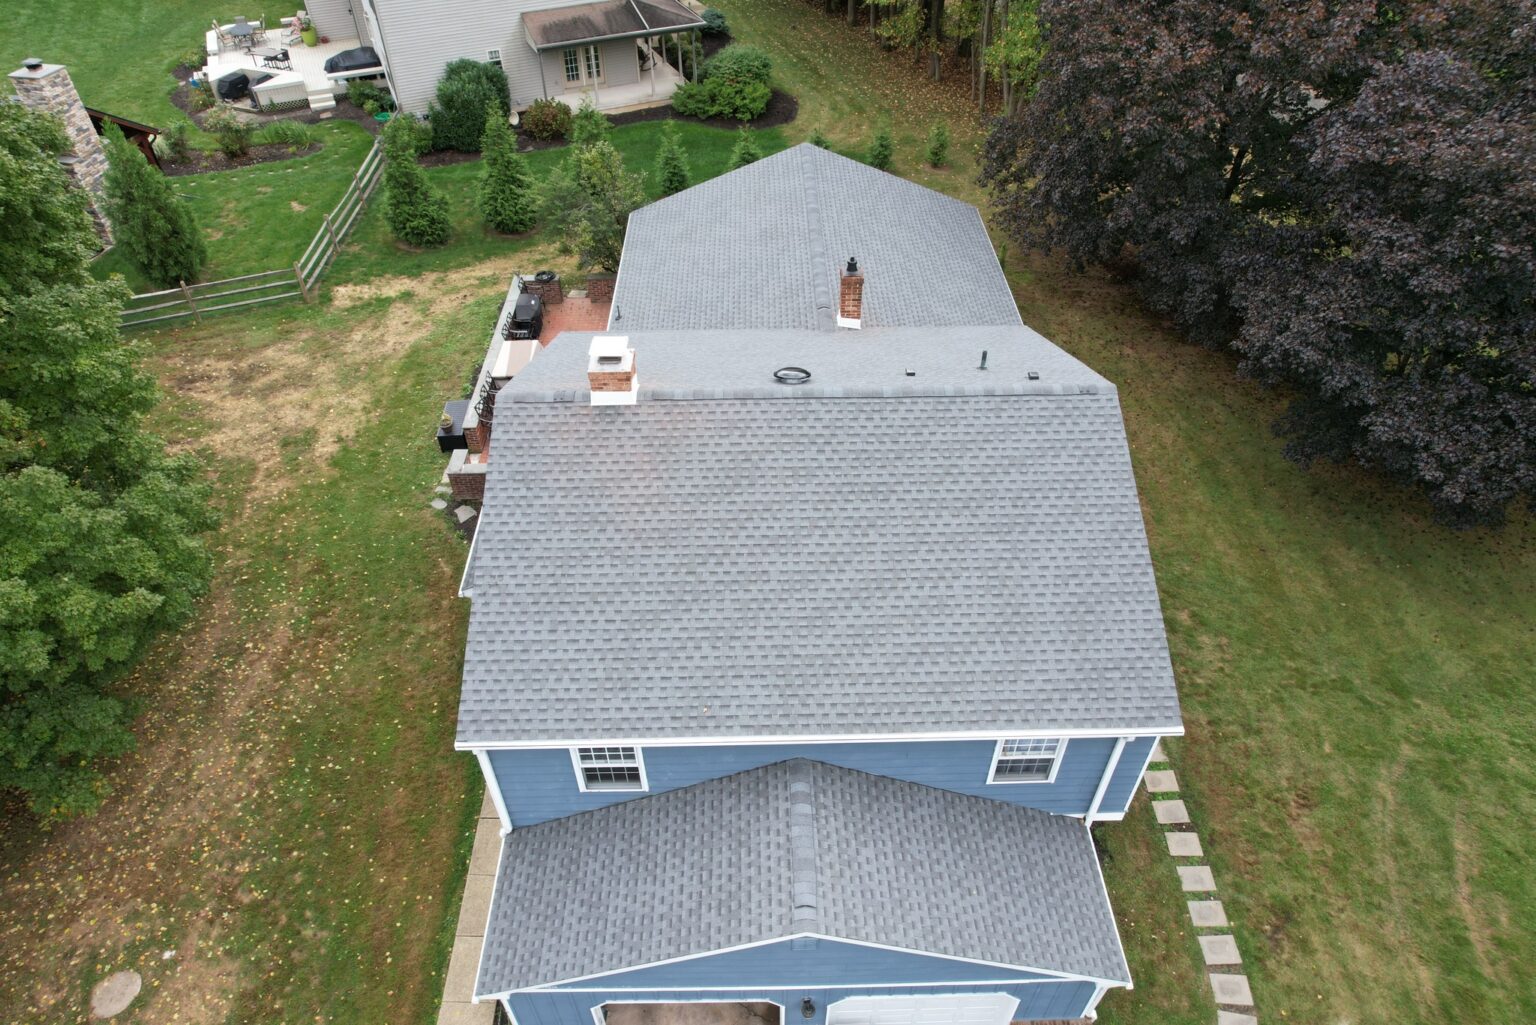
[8,59,113,244]
[588,336,637,406]
[837,257,863,329]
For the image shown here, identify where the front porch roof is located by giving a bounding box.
[522,0,705,50]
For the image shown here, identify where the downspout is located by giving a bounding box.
[475,749,513,834]
[1086,736,1127,823]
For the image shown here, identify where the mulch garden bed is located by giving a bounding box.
[513,88,797,152]
[161,141,322,176]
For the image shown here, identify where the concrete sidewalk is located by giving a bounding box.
[438,789,502,1025]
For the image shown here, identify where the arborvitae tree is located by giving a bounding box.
[428,59,509,152]
[569,98,614,147]
[925,122,949,167]
[728,126,762,170]
[478,105,536,234]
[539,140,645,271]
[654,121,691,196]
[0,103,215,817]
[383,116,451,246]
[866,125,893,170]
[101,124,206,287]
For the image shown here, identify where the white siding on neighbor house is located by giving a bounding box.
[372,0,638,114]
[305,0,367,44]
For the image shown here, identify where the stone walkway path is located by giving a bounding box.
[436,790,501,1025]
[1145,741,1260,1025]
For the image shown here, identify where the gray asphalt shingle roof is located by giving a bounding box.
[456,326,1181,745]
[475,759,1130,996]
[609,143,1023,332]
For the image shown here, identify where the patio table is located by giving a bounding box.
[251,46,290,69]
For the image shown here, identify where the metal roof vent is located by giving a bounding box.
[774,367,811,385]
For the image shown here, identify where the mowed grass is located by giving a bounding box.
[330,120,788,283]
[1,0,222,125]
[91,120,376,292]
[0,281,502,1023]
[0,1,1531,1024]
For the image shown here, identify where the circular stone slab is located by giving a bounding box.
[90,971,142,1019]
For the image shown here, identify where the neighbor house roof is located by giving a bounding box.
[454,325,1182,746]
[609,143,1023,332]
[476,759,1131,996]
[522,0,704,50]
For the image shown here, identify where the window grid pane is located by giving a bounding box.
[563,48,580,82]
[993,738,1062,782]
[585,45,602,79]
[577,746,637,765]
[582,765,642,789]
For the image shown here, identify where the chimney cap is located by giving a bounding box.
[845,257,859,274]
[22,57,44,70]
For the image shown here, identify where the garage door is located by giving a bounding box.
[825,993,1020,1025]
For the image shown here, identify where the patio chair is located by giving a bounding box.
[211,19,234,52]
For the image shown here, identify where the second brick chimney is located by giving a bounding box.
[837,257,863,329]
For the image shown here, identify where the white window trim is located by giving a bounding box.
[487,48,503,66]
[987,737,1065,785]
[570,745,648,793]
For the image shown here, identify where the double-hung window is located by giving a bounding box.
[573,746,647,792]
[988,738,1063,784]
[486,48,503,68]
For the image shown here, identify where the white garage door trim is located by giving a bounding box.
[825,993,1020,1025]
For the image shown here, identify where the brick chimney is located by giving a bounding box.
[837,257,863,329]
[8,59,113,245]
[588,336,637,406]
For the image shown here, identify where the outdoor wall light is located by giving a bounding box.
[801,999,816,1019]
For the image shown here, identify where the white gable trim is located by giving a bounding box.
[505,932,1129,996]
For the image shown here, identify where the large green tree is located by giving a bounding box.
[654,121,691,196]
[383,116,451,247]
[540,138,645,272]
[982,0,1536,525]
[0,103,215,817]
[478,105,536,234]
[101,123,207,288]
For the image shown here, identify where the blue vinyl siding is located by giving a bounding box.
[1097,736,1157,815]
[508,982,1095,1025]
[488,738,1130,826]
[540,939,1053,988]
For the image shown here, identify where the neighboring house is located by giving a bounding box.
[456,144,1183,1025]
[305,0,705,116]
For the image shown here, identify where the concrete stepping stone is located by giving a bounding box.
[1178,865,1217,891]
[1154,799,1190,824]
[1199,934,1243,965]
[454,505,478,523]
[1188,900,1229,927]
[90,971,142,1018]
[431,498,448,510]
[1209,973,1254,1007]
[1217,1013,1258,1025]
[1165,832,1203,857]
[1144,769,1179,793]
[435,484,452,495]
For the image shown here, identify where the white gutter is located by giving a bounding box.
[1085,735,1127,823]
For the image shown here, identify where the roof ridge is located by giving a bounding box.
[506,382,1114,403]
[786,759,820,935]
[797,145,835,331]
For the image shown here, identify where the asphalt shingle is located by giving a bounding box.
[475,760,1130,996]
[610,144,1023,332]
[456,326,1180,745]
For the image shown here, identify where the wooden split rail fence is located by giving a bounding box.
[119,141,385,330]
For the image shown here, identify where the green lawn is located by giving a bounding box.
[331,120,788,285]
[2,0,222,126]
[1,1,1532,1024]
[91,120,376,292]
